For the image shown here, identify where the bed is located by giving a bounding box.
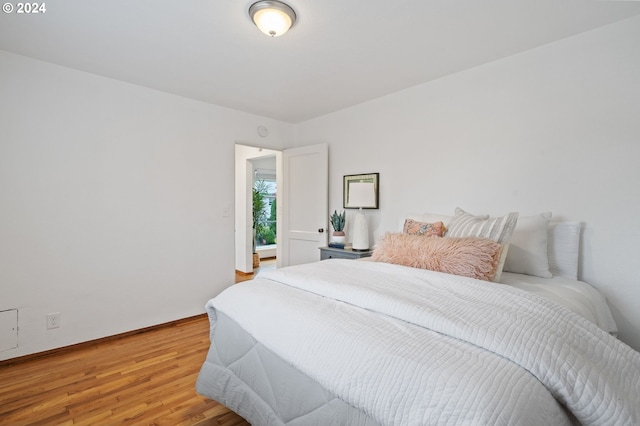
[196,209,640,425]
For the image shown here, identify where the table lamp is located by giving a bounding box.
[347,182,376,251]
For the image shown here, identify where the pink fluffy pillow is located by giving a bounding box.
[372,233,502,281]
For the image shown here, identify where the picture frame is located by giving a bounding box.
[343,173,379,209]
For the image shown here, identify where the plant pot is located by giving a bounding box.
[253,252,260,268]
[331,231,346,244]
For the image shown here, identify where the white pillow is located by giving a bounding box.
[503,212,552,278]
[548,222,581,279]
[446,208,519,282]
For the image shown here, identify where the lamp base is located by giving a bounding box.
[351,210,369,251]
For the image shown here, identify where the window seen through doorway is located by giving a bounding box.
[254,172,277,248]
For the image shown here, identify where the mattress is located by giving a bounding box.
[499,272,618,335]
[197,260,639,426]
[196,310,381,425]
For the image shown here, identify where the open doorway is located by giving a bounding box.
[252,156,277,260]
[235,144,282,274]
[235,142,328,273]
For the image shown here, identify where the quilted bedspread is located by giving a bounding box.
[209,259,640,425]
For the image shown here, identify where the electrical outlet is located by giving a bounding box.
[46,312,60,329]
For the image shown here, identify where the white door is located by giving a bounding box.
[278,143,328,267]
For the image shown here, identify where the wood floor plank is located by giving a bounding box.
[0,315,250,425]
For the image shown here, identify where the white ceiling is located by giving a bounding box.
[1,0,640,123]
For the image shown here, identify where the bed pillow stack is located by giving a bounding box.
[376,208,518,281]
[389,209,580,281]
[380,208,520,282]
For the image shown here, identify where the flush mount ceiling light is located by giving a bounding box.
[249,1,296,37]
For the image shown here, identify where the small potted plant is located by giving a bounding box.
[329,210,346,245]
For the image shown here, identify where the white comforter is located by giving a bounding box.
[210,260,640,426]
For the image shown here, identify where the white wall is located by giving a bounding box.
[295,16,640,351]
[0,51,294,361]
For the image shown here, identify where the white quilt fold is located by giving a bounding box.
[212,260,640,425]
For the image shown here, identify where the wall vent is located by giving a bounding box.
[0,309,18,352]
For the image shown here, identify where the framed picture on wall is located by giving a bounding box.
[343,173,379,209]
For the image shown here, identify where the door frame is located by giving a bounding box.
[235,142,327,272]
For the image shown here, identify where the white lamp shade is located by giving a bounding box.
[348,182,376,208]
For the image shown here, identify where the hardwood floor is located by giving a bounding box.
[0,315,250,426]
[235,257,276,283]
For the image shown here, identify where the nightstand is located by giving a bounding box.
[319,246,374,260]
